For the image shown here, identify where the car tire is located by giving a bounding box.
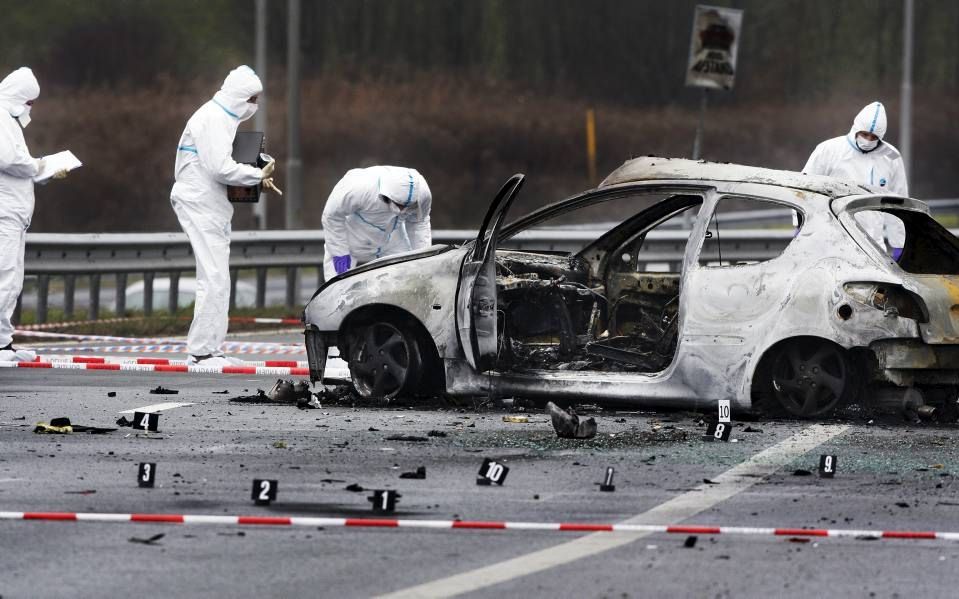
[767,339,855,418]
[347,321,423,401]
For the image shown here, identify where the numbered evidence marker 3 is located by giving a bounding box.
[599,466,616,492]
[131,411,160,432]
[704,421,732,442]
[477,458,510,486]
[718,399,731,424]
[251,479,278,505]
[138,462,156,488]
[368,490,401,513]
[819,454,837,478]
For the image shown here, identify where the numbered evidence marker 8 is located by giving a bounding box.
[718,399,731,423]
[138,462,156,488]
[819,454,837,478]
[368,490,401,513]
[251,479,278,505]
[131,411,160,432]
[704,421,732,442]
[599,466,616,492]
[477,458,509,486]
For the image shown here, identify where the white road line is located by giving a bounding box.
[377,423,848,599]
[118,402,195,414]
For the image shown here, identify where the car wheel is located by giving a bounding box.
[769,339,852,417]
[347,321,423,400]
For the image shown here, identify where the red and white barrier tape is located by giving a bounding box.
[15,317,143,331]
[0,511,955,541]
[39,355,309,368]
[25,345,305,355]
[0,360,310,377]
[15,330,300,347]
[228,317,302,326]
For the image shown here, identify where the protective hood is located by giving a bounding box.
[850,101,887,140]
[211,65,262,123]
[378,166,419,208]
[0,67,39,127]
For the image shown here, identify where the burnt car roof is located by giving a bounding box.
[600,157,870,199]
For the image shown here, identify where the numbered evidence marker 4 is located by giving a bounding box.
[477,458,510,486]
[599,466,616,492]
[368,490,401,513]
[251,479,278,505]
[704,421,732,442]
[718,399,731,424]
[138,462,157,488]
[819,454,837,478]
[131,411,160,432]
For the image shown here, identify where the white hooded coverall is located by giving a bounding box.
[0,68,40,351]
[321,166,432,281]
[803,101,908,250]
[170,66,264,357]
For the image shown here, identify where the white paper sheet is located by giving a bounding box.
[33,150,82,182]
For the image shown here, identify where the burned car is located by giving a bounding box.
[304,157,959,417]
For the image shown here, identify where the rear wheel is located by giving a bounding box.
[769,339,853,417]
[347,321,423,400]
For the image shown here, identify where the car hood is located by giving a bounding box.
[312,244,456,299]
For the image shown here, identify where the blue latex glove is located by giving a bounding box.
[333,255,352,274]
[891,247,903,261]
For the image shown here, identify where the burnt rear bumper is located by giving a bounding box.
[304,325,328,384]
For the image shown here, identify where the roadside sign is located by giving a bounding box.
[685,5,743,90]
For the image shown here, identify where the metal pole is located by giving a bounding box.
[253,0,268,230]
[285,0,303,230]
[899,0,914,181]
[692,88,708,161]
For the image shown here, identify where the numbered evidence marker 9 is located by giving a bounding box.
[131,411,160,432]
[819,454,837,478]
[368,490,401,513]
[718,399,731,423]
[251,479,278,505]
[138,462,156,488]
[477,458,510,486]
[599,466,616,492]
[704,421,732,442]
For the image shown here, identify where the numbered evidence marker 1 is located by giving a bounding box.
[599,466,616,492]
[704,421,732,442]
[477,458,510,486]
[138,462,156,488]
[718,399,731,424]
[819,454,837,478]
[131,411,160,432]
[251,479,278,505]
[368,490,401,513]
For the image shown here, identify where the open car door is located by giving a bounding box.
[455,174,525,372]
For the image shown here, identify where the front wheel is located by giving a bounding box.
[347,321,423,400]
[768,339,854,418]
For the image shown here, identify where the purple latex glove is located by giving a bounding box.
[891,247,903,261]
[333,255,352,274]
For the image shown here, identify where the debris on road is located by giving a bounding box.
[546,402,596,439]
[399,466,427,479]
[385,435,429,442]
[427,430,447,438]
[345,483,365,492]
[683,535,698,548]
[703,478,719,485]
[150,386,179,395]
[116,416,132,427]
[34,418,115,434]
[128,533,165,546]
[107,391,117,397]
[502,415,529,424]
[64,490,96,495]
[793,469,813,476]
[272,440,288,449]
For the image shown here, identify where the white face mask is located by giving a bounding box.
[856,133,878,152]
[10,104,31,128]
[242,102,258,120]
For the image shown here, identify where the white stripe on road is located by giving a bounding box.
[118,402,195,414]
[377,423,848,599]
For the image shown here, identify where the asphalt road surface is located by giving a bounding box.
[3,331,959,598]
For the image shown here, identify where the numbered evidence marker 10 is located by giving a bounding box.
[477,458,509,486]
[368,490,401,513]
[131,411,160,432]
[718,399,731,423]
[138,462,156,488]
[819,454,837,478]
[599,466,616,492]
[704,421,732,442]
[251,479,278,505]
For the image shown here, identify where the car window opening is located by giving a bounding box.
[490,193,704,374]
[859,209,959,276]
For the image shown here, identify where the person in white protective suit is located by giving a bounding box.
[803,101,908,258]
[321,166,432,281]
[0,67,68,363]
[170,65,279,367]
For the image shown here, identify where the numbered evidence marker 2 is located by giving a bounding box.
[138,462,156,488]
[599,466,616,492]
[368,490,402,513]
[718,399,731,423]
[819,454,837,478]
[477,458,509,486]
[131,411,160,432]
[251,479,278,505]
[704,421,732,442]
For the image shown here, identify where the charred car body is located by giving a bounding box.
[304,157,959,417]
